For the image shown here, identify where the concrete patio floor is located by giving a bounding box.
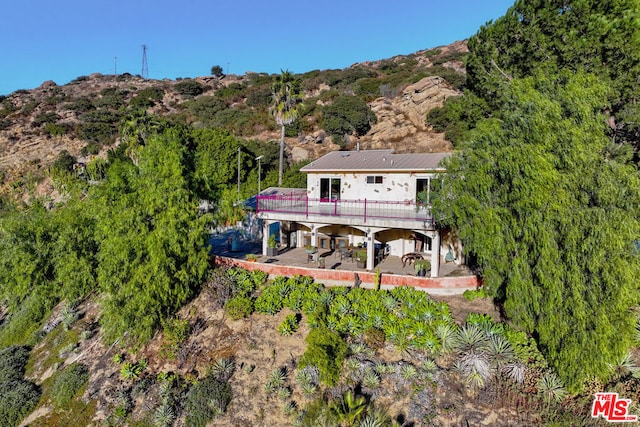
[208,233,473,279]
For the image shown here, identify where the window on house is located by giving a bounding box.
[416,177,441,206]
[320,178,341,201]
[366,176,383,184]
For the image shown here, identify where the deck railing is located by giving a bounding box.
[256,193,434,225]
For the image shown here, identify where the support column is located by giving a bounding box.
[311,225,318,248]
[366,230,375,271]
[430,230,440,278]
[262,221,269,256]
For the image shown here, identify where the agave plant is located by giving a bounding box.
[277,386,292,400]
[504,360,527,385]
[301,382,317,399]
[346,358,362,373]
[452,324,489,353]
[381,294,398,312]
[349,342,374,357]
[457,351,492,390]
[362,368,381,389]
[538,371,567,403]
[333,295,352,317]
[435,322,458,354]
[265,367,287,394]
[330,390,367,427]
[399,364,418,381]
[152,403,175,427]
[210,357,236,382]
[208,397,227,417]
[296,368,313,387]
[421,358,438,373]
[283,400,298,416]
[358,406,392,427]
[485,334,515,371]
[607,352,639,380]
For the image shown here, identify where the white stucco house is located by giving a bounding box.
[255,149,461,277]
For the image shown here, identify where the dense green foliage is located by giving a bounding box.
[0,346,40,427]
[184,375,232,427]
[0,346,30,382]
[322,94,377,146]
[51,362,90,407]
[435,0,640,149]
[95,130,212,344]
[300,327,347,386]
[434,72,640,390]
[175,80,205,97]
[0,379,40,427]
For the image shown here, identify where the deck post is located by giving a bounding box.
[262,221,269,256]
[366,230,375,271]
[430,230,440,278]
[364,198,367,223]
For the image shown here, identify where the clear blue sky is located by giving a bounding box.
[0,0,514,96]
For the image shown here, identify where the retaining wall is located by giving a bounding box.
[212,255,480,295]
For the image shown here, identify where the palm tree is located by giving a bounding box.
[270,70,302,186]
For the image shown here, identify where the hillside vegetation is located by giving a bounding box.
[0,41,465,202]
[1,1,640,426]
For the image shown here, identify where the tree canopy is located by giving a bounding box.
[432,0,640,150]
[94,129,212,344]
[434,71,640,390]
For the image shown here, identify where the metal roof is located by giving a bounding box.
[300,150,451,173]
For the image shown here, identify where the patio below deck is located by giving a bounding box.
[209,233,479,295]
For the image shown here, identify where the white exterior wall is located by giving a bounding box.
[306,172,438,202]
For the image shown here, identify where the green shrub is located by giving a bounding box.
[254,284,286,315]
[45,122,67,136]
[63,97,94,112]
[175,80,205,97]
[0,379,41,427]
[278,314,300,336]
[33,111,60,127]
[184,376,232,427]
[215,82,245,102]
[0,292,56,347]
[160,317,191,358]
[120,359,147,381]
[51,150,76,173]
[300,327,347,386]
[322,95,377,145]
[51,362,89,408]
[463,288,489,301]
[80,142,101,156]
[0,346,31,382]
[413,259,431,273]
[224,295,254,320]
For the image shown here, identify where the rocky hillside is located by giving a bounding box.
[0,40,467,197]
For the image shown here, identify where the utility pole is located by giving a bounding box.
[256,155,264,195]
[237,148,241,203]
[141,45,149,79]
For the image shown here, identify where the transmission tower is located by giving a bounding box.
[141,44,149,79]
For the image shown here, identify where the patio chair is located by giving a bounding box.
[341,248,354,262]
